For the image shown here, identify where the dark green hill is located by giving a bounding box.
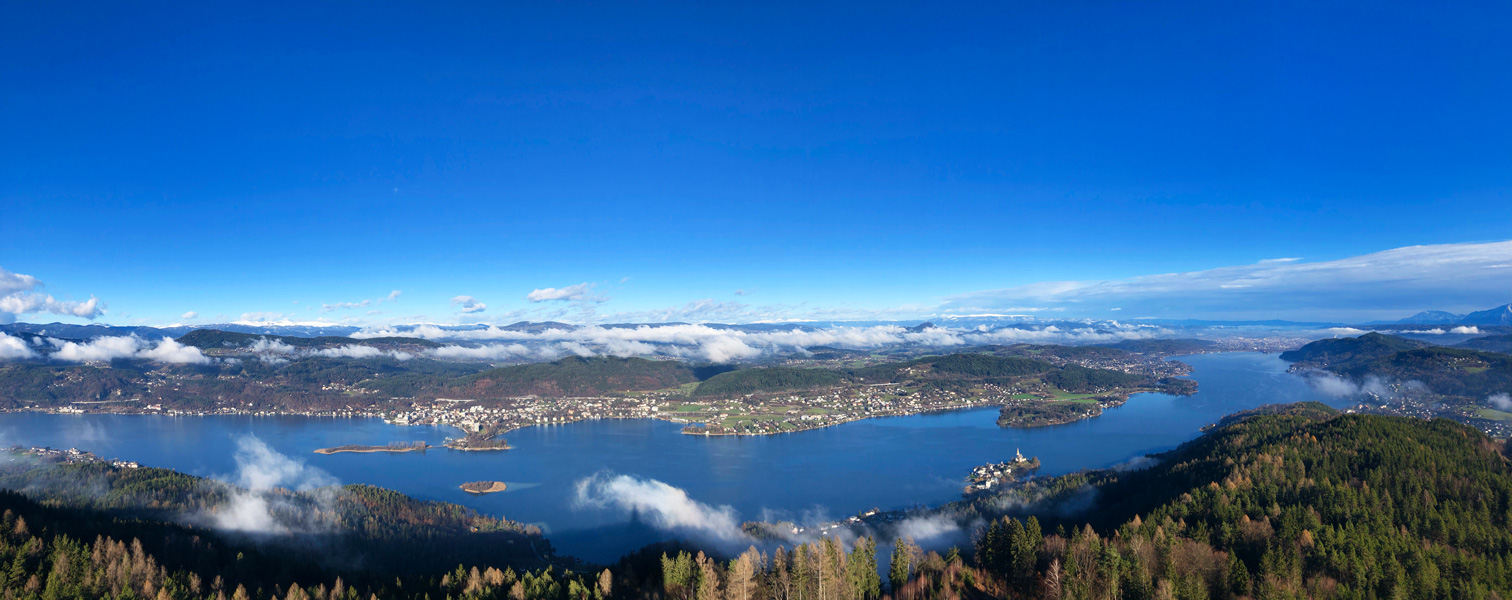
[961,344,1132,360]
[1094,338,1218,355]
[1332,346,1512,398]
[689,353,1139,398]
[848,353,1059,383]
[1458,334,1512,354]
[177,328,440,349]
[1278,331,1430,367]
[692,366,845,397]
[449,356,699,397]
[926,353,1058,377]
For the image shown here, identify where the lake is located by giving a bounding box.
[0,352,1341,562]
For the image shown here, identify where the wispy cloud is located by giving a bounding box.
[362,321,1165,364]
[451,295,487,313]
[322,290,404,312]
[527,282,605,303]
[943,241,1512,320]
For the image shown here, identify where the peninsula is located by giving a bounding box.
[314,441,430,455]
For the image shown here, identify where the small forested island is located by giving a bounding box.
[314,441,430,454]
[458,481,507,494]
[997,397,1115,427]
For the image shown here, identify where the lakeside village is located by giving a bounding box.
[965,449,1040,494]
[743,450,1043,541]
[22,376,1163,441]
[14,343,1211,438]
[8,445,141,470]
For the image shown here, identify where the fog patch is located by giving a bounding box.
[893,514,971,548]
[1304,373,1424,402]
[573,472,750,546]
[203,435,339,535]
[1489,393,1512,412]
[0,332,36,359]
[1113,455,1157,471]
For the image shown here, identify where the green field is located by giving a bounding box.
[1475,408,1512,421]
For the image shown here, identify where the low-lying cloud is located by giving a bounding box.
[1305,372,1426,401]
[206,435,339,535]
[47,335,212,365]
[1403,326,1482,335]
[0,333,36,359]
[575,472,748,544]
[364,321,1168,364]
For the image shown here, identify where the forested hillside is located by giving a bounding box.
[176,329,440,350]
[448,356,702,398]
[0,458,553,578]
[1282,333,1512,400]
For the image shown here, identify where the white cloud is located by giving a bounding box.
[207,435,339,535]
[238,312,286,322]
[353,321,1164,363]
[1490,393,1512,412]
[1451,326,1481,334]
[137,337,213,364]
[451,295,487,313]
[50,335,210,364]
[0,269,41,298]
[51,336,145,362]
[313,345,382,359]
[322,300,371,312]
[323,290,404,312]
[574,472,748,543]
[0,333,36,360]
[181,311,199,320]
[428,343,531,360]
[527,283,602,303]
[944,241,1512,320]
[0,267,106,322]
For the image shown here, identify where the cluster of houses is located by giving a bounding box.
[12,445,140,469]
[965,449,1038,493]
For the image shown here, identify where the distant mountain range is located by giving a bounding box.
[1395,303,1512,326]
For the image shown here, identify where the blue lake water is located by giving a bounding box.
[0,352,1341,562]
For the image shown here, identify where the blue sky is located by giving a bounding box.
[2,1,1510,326]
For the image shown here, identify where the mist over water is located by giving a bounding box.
[0,352,1345,562]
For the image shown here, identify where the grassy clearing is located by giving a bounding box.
[1475,408,1512,421]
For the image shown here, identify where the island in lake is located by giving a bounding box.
[459,481,507,494]
[444,433,511,451]
[314,441,430,455]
